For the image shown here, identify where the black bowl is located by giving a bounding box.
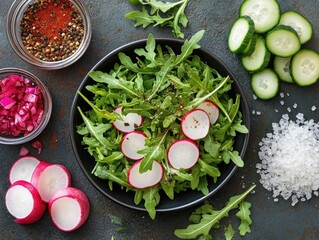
[70,38,250,212]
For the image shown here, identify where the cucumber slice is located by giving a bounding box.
[238,34,257,57]
[251,68,279,100]
[241,35,270,73]
[291,49,319,86]
[279,11,313,44]
[228,16,255,54]
[273,56,293,83]
[240,0,280,33]
[266,25,301,57]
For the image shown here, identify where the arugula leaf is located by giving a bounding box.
[225,224,235,240]
[143,186,161,219]
[77,107,113,149]
[236,201,252,235]
[125,0,190,38]
[174,185,255,239]
[109,214,127,233]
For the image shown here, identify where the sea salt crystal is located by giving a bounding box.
[311,106,317,111]
[280,100,284,105]
[287,107,291,112]
[256,113,319,206]
[275,109,278,113]
[280,92,284,98]
[256,111,261,115]
[253,94,257,100]
[252,110,256,115]
[293,103,297,109]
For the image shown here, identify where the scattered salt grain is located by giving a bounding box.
[253,94,257,100]
[293,103,297,109]
[311,106,317,111]
[280,100,284,105]
[287,107,291,112]
[256,111,261,115]
[256,113,319,206]
[275,109,278,113]
[252,110,256,115]
[280,92,285,98]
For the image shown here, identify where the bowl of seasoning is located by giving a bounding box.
[6,0,92,70]
[0,68,52,145]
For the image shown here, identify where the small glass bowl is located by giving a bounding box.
[6,0,92,70]
[0,68,52,145]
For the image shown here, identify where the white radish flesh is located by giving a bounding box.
[49,187,90,232]
[112,106,143,133]
[197,100,220,124]
[5,180,46,224]
[9,156,41,184]
[167,139,200,169]
[128,160,163,189]
[120,131,147,160]
[31,164,71,202]
[180,109,210,140]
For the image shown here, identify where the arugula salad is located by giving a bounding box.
[76,30,248,219]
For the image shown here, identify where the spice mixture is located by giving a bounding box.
[20,0,84,62]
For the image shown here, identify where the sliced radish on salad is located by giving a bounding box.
[5,180,46,224]
[197,100,220,124]
[112,106,143,133]
[167,139,200,170]
[9,156,41,184]
[128,160,163,189]
[120,131,147,160]
[180,109,210,140]
[48,187,90,232]
[31,163,71,202]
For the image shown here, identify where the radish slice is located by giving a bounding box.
[31,140,42,154]
[31,164,71,202]
[49,187,90,232]
[180,109,210,140]
[167,139,200,169]
[197,100,220,124]
[120,131,147,160]
[112,106,143,133]
[5,180,46,224]
[9,156,41,184]
[128,160,163,189]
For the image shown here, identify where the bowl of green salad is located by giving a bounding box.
[70,30,250,219]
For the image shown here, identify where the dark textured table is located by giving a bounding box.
[1,0,319,239]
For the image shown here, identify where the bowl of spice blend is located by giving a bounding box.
[6,0,91,70]
[0,68,52,144]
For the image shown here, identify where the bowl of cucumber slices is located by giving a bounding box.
[228,0,319,100]
[70,31,250,218]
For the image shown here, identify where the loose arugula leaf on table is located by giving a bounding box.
[225,224,235,240]
[174,185,256,239]
[125,0,190,38]
[109,214,128,233]
[76,30,249,220]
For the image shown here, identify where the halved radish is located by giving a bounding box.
[9,156,41,184]
[120,131,147,160]
[180,109,210,140]
[167,139,199,170]
[197,100,220,124]
[31,163,71,202]
[112,106,143,133]
[5,180,46,224]
[48,187,90,232]
[128,160,163,189]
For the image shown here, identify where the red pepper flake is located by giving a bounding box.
[20,0,84,62]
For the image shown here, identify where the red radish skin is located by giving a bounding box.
[5,180,46,224]
[120,131,147,160]
[19,146,30,157]
[197,100,220,124]
[9,156,41,184]
[49,187,90,232]
[167,139,200,170]
[31,140,43,154]
[31,163,71,202]
[112,106,143,133]
[180,109,210,140]
[128,160,164,189]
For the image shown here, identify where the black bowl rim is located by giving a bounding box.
[70,37,250,212]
